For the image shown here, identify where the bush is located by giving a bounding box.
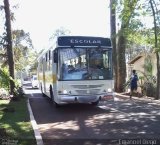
[13,87,25,98]
[0,68,24,99]
[0,68,10,91]
[142,82,156,98]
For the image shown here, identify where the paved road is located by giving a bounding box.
[23,83,160,145]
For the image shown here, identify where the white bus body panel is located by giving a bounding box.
[52,80,114,104]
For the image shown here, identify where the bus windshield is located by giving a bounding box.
[59,47,112,81]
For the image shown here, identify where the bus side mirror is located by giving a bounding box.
[54,51,58,63]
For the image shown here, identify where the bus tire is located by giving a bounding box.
[42,93,45,97]
[91,100,99,106]
[41,84,45,97]
[50,85,60,108]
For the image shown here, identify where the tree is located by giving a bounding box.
[116,0,139,92]
[110,0,118,91]
[12,30,33,70]
[149,0,160,99]
[3,0,15,95]
[1,29,35,82]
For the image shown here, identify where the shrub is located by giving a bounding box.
[0,68,10,91]
[0,68,24,99]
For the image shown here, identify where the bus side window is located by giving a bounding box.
[54,50,58,63]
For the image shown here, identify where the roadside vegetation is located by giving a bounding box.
[0,66,35,144]
[0,97,36,145]
[0,1,38,142]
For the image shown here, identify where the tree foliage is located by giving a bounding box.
[12,30,33,70]
[0,29,34,71]
[49,27,70,40]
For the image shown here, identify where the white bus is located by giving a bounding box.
[37,36,115,107]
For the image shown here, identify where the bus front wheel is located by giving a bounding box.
[41,84,45,97]
[50,86,60,108]
[91,100,99,106]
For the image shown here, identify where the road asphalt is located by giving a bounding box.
[24,87,160,145]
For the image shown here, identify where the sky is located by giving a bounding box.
[9,0,110,52]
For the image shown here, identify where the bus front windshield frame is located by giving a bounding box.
[58,47,113,81]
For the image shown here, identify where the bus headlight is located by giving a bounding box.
[63,90,68,94]
[58,90,68,94]
[107,88,112,93]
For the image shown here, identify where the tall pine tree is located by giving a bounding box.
[4,0,15,94]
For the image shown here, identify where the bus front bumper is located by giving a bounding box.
[59,93,115,103]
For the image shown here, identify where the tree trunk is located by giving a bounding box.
[117,29,126,92]
[156,52,160,99]
[149,0,160,99]
[4,0,15,95]
[110,0,118,91]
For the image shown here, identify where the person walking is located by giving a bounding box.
[130,70,138,99]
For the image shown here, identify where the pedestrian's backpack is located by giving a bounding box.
[131,73,138,85]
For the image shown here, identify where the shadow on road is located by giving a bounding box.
[24,85,160,143]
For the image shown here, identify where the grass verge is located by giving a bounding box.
[0,97,36,145]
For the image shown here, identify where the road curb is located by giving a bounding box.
[116,93,160,104]
[27,98,44,145]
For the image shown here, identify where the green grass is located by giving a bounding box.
[0,97,37,145]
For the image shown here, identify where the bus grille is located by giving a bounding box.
[75,89,101,95]
[71,84,104,89]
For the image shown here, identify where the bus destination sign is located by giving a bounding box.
[57,36,111,47]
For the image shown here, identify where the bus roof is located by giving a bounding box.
[37,36,112,61]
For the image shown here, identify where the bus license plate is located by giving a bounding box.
[102,95,113,101]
